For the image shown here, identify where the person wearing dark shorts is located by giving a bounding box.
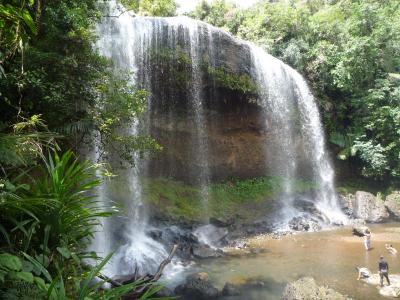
[379,255,390,287]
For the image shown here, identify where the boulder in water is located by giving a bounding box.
[222,282,241,296]
[282,277,350,300]
[288,216,322,232]
[194,224,228,246]
[352,191,389,222]
[361,273,400,297]
[155,287,174,297]
[385,191,400,219]
[352,224,368,237]
[174,272,219,299]
[339,193,355,216]
[192,244,224,259]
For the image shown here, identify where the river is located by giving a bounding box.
[172,223,400,299]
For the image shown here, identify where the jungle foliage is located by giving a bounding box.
[119,0,178,16]
[0,0,171,298]
[190,0,400,182]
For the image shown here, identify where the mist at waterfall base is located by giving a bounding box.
[91,1,347,278]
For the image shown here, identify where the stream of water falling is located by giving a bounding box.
[91,0,347,276]
[185,20,211,217]
[249,45,347,225]
[94,1,168,276]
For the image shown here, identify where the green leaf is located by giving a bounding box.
[34,276,47,291]
[0,271,5,282]
[0,65,5,78]
[77,252,114,300]
[22,252,52,282]
[0,253,22,271]
[0,224,11,247]
[21,9,37,34]
[71,253,80,265]
[35,254,50,268]
[21,260,34,272]
[15,271,34,283]
[56,247,71,259]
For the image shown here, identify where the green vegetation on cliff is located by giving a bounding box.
[149,45,258,102]
[143,176,314,222]
[204,65,258,95]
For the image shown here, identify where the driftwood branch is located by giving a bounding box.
[123,244,179,298]
[97,244,179,298]
[97,273,122,287]
[153,244,179,281]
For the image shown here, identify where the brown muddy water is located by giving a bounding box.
[188,223,400,299]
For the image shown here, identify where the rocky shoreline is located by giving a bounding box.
[118,190,400,299]
[148,190,400,259]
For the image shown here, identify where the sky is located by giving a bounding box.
[176,0,259,14]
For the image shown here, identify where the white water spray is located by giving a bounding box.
[249,44,347,225]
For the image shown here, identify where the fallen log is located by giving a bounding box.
[97,244,179,299]
[130,244,179,296]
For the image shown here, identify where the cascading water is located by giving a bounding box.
[94,1,168,276]
[91,1,347,277]
[187,22,211,218]
[249,45,347,225]
[292,70,347,224]
[250,46,299,221]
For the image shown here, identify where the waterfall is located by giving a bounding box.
[250,46,299,220]
[91,1,347,276]
[94,1,168,276]
[187,21,211,217]
[249,44,347,224]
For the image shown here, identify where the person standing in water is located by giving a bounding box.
[364,229,371,250]
[379,255,390,287]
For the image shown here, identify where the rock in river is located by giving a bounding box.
[222,282,241,296]
[174,272,219,299]
[352,191,389,223]
[385,191,400,219]
[282,277,350,300]
[191,244,224,259]
[361,273,400,298]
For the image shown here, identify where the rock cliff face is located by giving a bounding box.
[149,108,304,182]
[142,18,311,183]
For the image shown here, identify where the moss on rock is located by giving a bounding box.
[142,176,314,222]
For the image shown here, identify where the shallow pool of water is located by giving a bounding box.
[181,223,400,299]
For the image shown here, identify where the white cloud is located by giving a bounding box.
[176,0,259,14]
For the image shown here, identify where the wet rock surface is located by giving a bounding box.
[282,277,350,300]
[192,244,224,259]
[361,274,400,298]
[174,272,219,300]
[339,193,355,217]
[288,216,322,232]
[222,282,241,296]
[385,191,400,219]
[352,191,389,222]
[352,225,369,237]
[194,224,228,246]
